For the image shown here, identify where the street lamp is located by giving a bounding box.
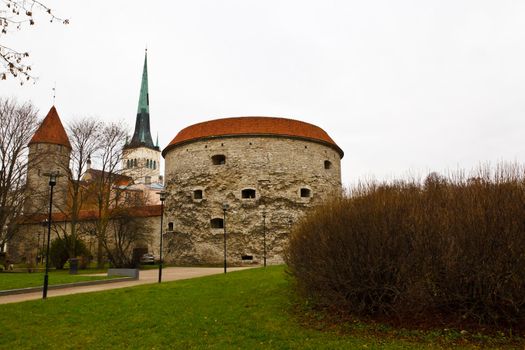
[42,171,59,299]
[262,208,267,268]
[157,191,168,283]
[222,203,229,274]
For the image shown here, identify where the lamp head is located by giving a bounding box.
[222,203,229,211]
[157,191,168,202]
[43,171,60,186]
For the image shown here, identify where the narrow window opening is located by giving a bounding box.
[212,154,226,165]
[153,161,156,170]
[241,255,253,261]
[168,222,174,231]
[300,188,311,198]
[146,159,150,168]
[194,190,203,199]
[324,160,332,169]
[210,218,224,229]
[134,159,137,167]
[241,189,256,199]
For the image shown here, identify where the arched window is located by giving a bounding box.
[210,218,224,229]
[241,189,256,199]
[168,222,174,231]
[324,160,332,169]
[194,190,203,200]
[211,154,226,165]
[126,159,130,168]
[134,159,137,167]
[153,161,156,170]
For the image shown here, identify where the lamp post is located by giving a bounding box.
[157,191,168,283]
[42,171,59,299]
[262,209,267,268]
[222,203,229,274]
[41,220,47,265]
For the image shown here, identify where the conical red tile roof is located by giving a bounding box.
[162,117,343,158]
[29,106,71,149]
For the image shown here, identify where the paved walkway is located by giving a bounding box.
[0,267,251,305]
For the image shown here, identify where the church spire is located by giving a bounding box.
[137,50,149,115]
[127,49,157,150]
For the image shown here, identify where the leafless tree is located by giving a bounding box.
[90,122,128,267]
[1,1,68,83]
[50,118,101,258]
[0,97,38,250]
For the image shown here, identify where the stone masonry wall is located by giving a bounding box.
[163,136,342,265]
[25,143,71,215]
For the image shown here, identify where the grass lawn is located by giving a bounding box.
[0,266,516,349]
[0,270,120,291]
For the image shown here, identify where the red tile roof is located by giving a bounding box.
[29,106,72,149]
[162,117,343,158]
[20,205,162,224]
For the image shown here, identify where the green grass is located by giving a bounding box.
[0,266,515,349]
[0,270,119,291]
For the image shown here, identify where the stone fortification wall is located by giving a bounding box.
[11,215,160,265]
[163,136,342,265]
[25,143,71,214]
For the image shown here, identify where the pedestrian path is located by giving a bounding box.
[0,267,251,305]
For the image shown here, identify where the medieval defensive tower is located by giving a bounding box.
[122,50,161,184]
[162,117,343,265]
[25,106,71,214]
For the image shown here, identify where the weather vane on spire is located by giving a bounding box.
[52,82,56,104]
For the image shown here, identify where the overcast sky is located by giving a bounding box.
[2,1,525,186]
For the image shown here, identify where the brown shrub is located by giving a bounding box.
[285,164,525,327]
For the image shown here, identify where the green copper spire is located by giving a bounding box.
[137,51,149,114]
[127,50,157,150]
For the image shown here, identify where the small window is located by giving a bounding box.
[153,161,156,170]
[146,159,150,168]
[324,160,332,169]
[134,159,138,167]
[194,190,203,199]
[211,218,224,229]
[241,189,256,199]
[212,154,226,165]
[126,159,130,168]
[168,222,174,231]
[300,188,311,198]
[241,255,253,261]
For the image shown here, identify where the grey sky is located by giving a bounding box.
[2,0,525,186]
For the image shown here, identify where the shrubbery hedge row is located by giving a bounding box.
[286,166,525,327]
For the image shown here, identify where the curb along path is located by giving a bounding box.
[0,267,251,305]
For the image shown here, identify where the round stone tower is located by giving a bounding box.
[25,106,71,214]
[162,117,343,265]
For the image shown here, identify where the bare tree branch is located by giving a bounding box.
[0,97,38,250]
[0,0,68,84]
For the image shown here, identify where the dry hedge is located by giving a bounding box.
[286,165,525,327]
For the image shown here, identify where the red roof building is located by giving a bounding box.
[163,117,343,158]
[29,106,72,149]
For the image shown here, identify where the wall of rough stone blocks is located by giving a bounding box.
[25,143,71,215]
[163,136,342,265]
